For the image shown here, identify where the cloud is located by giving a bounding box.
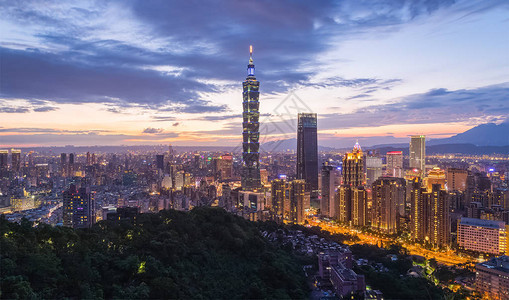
[142,127,164,134]
[33,106,59,112]
[0,0,484,109]
[0,106,31,113]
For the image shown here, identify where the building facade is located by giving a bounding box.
[458,217,508,255]
[386,151,403,178]
[63,184,95,228]
[297,113,318,195]
[342,142,364,187]
[371,177,406,234]
[289,180,306,224]
[409,135,426,175]
[321,164,337,218]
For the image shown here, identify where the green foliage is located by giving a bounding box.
[350,244,445,299]
[0,208,308,299]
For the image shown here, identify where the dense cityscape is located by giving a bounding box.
[1,1,509,299]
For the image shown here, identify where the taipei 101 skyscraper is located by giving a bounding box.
[241,45,261,190]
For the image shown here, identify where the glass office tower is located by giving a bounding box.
[297,113,318,195]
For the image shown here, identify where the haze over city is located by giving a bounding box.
[1,0,508,147]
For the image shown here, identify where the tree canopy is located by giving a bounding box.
[0,207,308,299]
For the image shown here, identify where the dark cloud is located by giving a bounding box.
[0,0,477,111]
[142,127,164,134]
[0,106,31,113]
[33,106,59,112]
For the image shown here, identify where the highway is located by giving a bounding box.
[306,217,474,266]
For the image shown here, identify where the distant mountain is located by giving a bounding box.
[261,138,336,152]
[429,122,509,146]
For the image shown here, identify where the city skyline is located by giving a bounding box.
[1,0,509,148]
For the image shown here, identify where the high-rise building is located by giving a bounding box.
[10,149,21,173]
[342,142,364,187]
[241,45,261,190]
[60,153,67,177]
[156,154,165,172]
[351,187,367,227]
[297,113,318,195]
[289,180,306,224]
[260,169,268,185]
[409,135,425,175]
[321,164,337,218]
[411,183,450,248]
[447,168,468,192]
[86,152,91,166]
[337,185,367,226]
[271,179,288,216]
[365,156,382,186]
[371,177,406,234]
[63,184,95,228]
[337,186,351,223]
[68,153,75,176]
[386,151,403,178]
[0,150,8,174]
[214,155,233,180]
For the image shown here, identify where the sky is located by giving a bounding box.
[1,0,508,148]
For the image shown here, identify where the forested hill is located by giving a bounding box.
[0,208,308,299]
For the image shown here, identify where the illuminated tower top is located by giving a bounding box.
[247,45,255,77]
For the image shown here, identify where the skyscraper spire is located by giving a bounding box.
[249,45,253,63]
[247,45,255,77]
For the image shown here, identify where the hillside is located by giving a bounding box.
[429,122,509,146]
[0,208,308,299]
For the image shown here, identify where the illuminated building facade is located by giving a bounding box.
[425,167,446,192]
[371,177,406,234]
[321,164,337,218]
[409,135,426,175]
[386,151,403,178]
[297,113,318,195]
[351,187,367,226]
[342,142,364,187]
[289,180,306,224]
[241,45,261,190]
[63,184,95,228]
[337,185,366,226]
[411,183,450,248]
[458,217,508,255]
[271,179,288,216]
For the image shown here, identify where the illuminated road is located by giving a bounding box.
[307,217,474,266]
